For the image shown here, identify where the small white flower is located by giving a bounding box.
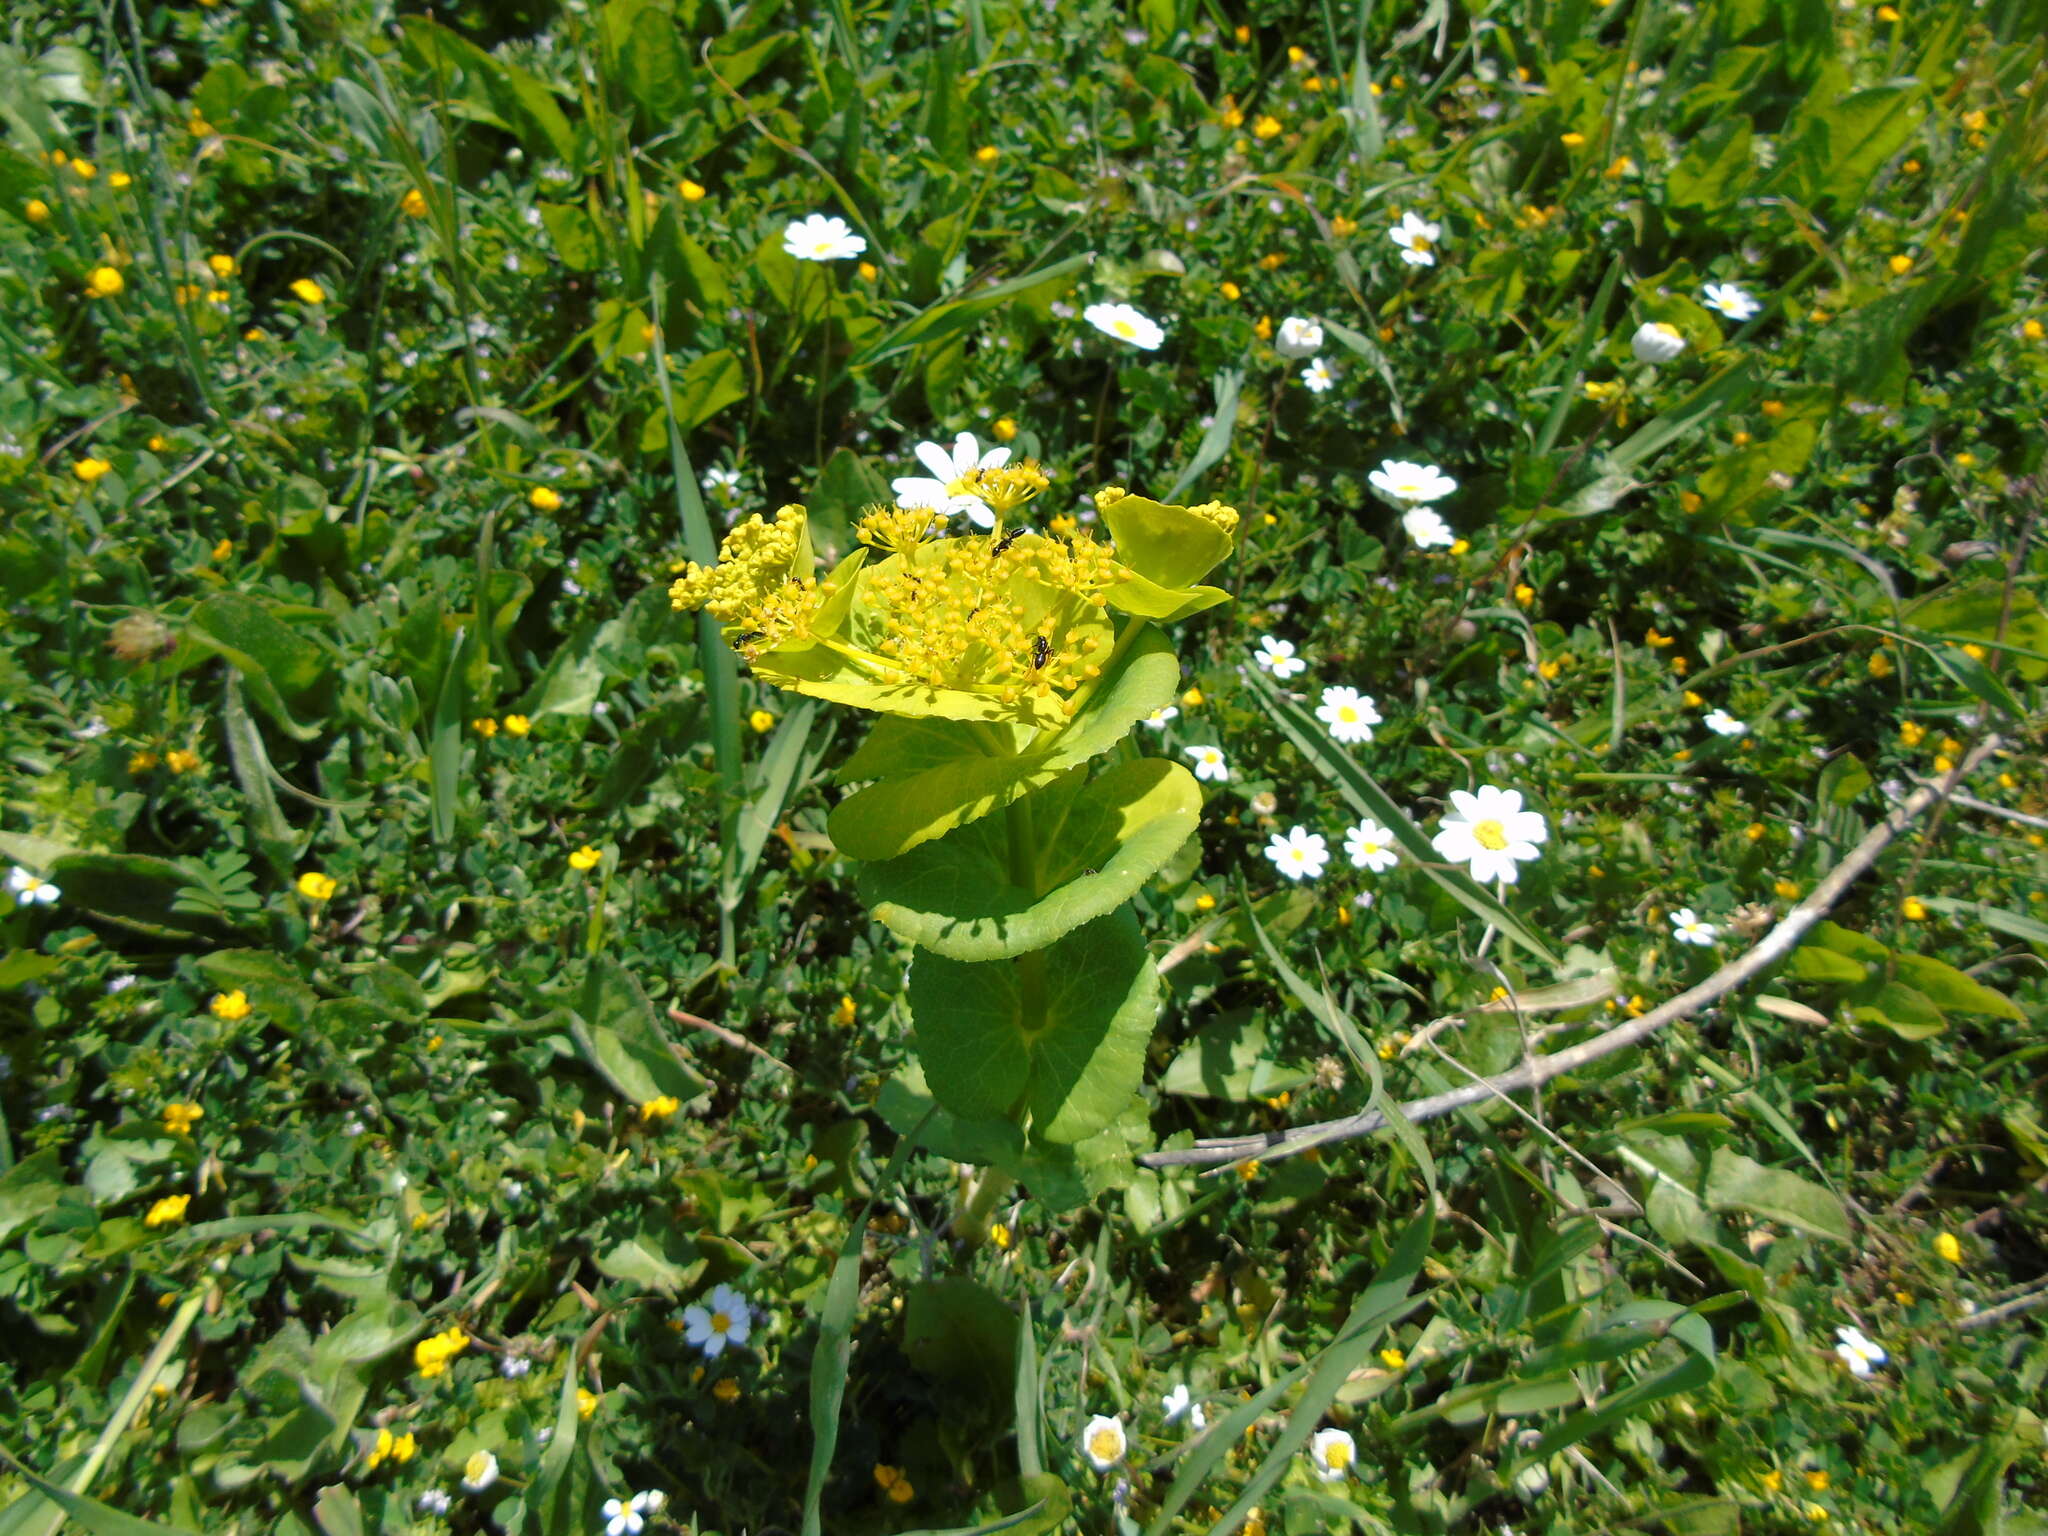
[1265,826,1330,882]
[1080,1413,1127,1470]
[1389,210,1441,267]
[461,1450,499,1493]
[1082,301,1166,350]
[1701,282,1761,322]
[1309,1426,1357,1482]
[7,868,59,906]
[1161,1384,1206,1431]
[1184,745,1229,783]
[1431,785,1549,885]
[1401,507,1456,549]
[1669,908,1718,946]
[682,1283,751,1358]
[417,1490,451,1515]
[701,466,742,499]
[1371,459,1458,504]
[1316,686,1381,745]
[500,1355,531,1378]
[603,1497,644,1536]
[1253,636,1307,679]
[1703,708,1747,737]
[891,432,1011,528]
[1299,357,1338,393]
[782,213,865,262]
[632,1492,666,1515]
[1834,1325,1887,1377]
[1275,315,1324,357]
[1344,819,1401,874]
[1140,705,1179,730]
[1631,321,1687,364]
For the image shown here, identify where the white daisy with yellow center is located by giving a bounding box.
[1309,1426,1357,1481]
[1431,785,1548,885]
[1080,1413,1127,1470]
[1316,686,1380,745]
[1083,301,1165,351]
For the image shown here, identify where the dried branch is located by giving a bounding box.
[666,1006,793,1073]
[1138,736,2004,1171]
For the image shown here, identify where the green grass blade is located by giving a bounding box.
[1165,367,1243,502]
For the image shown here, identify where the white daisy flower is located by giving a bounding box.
[1316,686,1380,745]
[1431,785,1549,885]
[1344,819,1401,874]
[782,213,865,263]
[1370,459,1457,504]
[1703,708,1747,737]
[1161,1383,1207,1431]
[682,1283,752,1358]
[461,1450,499,1493]
[1265,826,1330,881]
[7,868,59,906]
[1389,211,1441,267]
[1631,321,1687,364]
[1184,745,1229,783]
[603,1497,645,1536]
[1080,1413,1127,1470]
[1669,908,1717,946]
[1253,636,1307,679]
[1274,315,1324,357]
[1701,282,1761,322]
[701,466,742,499]
[1401,507,1456,549]
[1309,1427,1357,1482]
[1300,357,1338,393]
[1140,705,1179,730]
[891,431,1012,528]
[633,1492,666,1515]
[1082,301,1166,350]
[1834,1325,1887,1377]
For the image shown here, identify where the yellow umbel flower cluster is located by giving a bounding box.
[1185,500,1242,537]
[966,459,1050,516]
[856,505,941,555]
[668,506,806,622]
[414,1326,469,1379]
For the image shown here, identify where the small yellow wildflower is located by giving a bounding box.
[74,456,113,483]
[1625,995,1647,1017]
[208,253,238,279]
[72,157,97,180]
[145,1194,191,1227]
[529,485,563,512]
[988,1221,1013,1250]
[1900,896,1929,921]
[413,1326,469,1379]
[577,1388,599,1420]
[1745,822,1766,842]
[1761,1469,1784,1492]
[472,716,498,737]
[1933,754,1954,773]
[1805,1471,1831,1492]
[678,177,707,202]
[1899,720,1925,746]
[1182,687,1204,707]
[162,1102,205,1136]
[857,260,878,281]
[1193,892,1216,912]
[991,416,1018,442]
[1774,879,1802,900]
[1604,155,1635,177]
[1887,254,1912,276]
[1645,626,1675,647]
[833,993,856,1027]
[1252,114,1282,139]
[568,845,602,871]
[1219,280,1242,301]
[1379,1348,1406,1369]
[1960,642,1986,661]
[210,990,251,1022]
[166,749,201,775]
[711,1375,741,1401]
[973,144,999,164]
[2024,319,2045,341]
[502,714,532,737]
[290,278,326,304]
[399,186,429,217]
[1935,1231,1962,1264]
[130,751,160,773]
[1560,131,1587,147]
[212,538,233,564]
[748,709,775,734]
[296,871,337,901]
[25,197,50,222]
[86,265,125,299]
[1513,583,1535,607]
[1332,215,1358,237]
[1680,490,1703,513]
[1253,314,1272,340]
[1875,3,1899,18]
[1804,1502,1830,1523]
[640,1095,680,1123]
[874,1464,915,1504]
[1732,431,1752,448]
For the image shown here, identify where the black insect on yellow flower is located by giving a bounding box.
[1031,635,1052,670]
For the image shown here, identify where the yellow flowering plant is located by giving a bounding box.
[670,486,1237,1154]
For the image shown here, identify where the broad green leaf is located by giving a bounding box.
[1606,361,1756,476]
[1165,367,1246,501]
[0,1150,64,1243]
[1904,581,2048,682]
[1920,897,2048,946]
[567,958,708,1104]
[540,203,601,271]
[862,759,1199,961]
[1097,494,1233,591]
[1787,945,1866,984]
[910,908,1157,1144]
[904,1277,1017,1393]
[1890,953,2023,1020]
[51,854,226,941]
[1702,1148,1851,1241]
[182,594,334,741]
[827,626,1178,861]
[647,204,729,313]
[1851,980,1947,1040]
[1159,1017,1315,1101]
[1667,114,1753,213]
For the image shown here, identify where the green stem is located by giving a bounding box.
[954,1166,1016,1247]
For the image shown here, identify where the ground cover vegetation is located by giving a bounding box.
[1,0,2045,1530]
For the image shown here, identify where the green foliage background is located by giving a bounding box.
[0,0,2044,1531]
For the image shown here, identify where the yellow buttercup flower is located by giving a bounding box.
[1560,131,1587,147]
[145,1194,191,1227]
[577,1387,599,1420]
[833,994,856,1027]
[1934,1231,1962,1264]
[71,157,97,180]
[569,845,603,871]
[678,178,707,202]
[208,253,237,278]
[86,265,125,298]
[296,871,337,901]
[1379,1348,1406,1369]
[400,187,429,217]
[640,1095,680,1123]
[1887,254,1912,276]
[472,716,498,737]
[25,197,50,222]
[873,1463,915,1503]
[74,456,113,483]
[991,416,1018,442]
[502,714,531,736]
[210,990,251,1021]
[1252,115,1282,139]
[1900,896,1928,921]
[163,1102,205,1136]
[413,1326,470,1379]
[166,749,201,774]
[748,709,775,734]
[528,485,563,512]
[289,278,326,304]
[974,144,999,164]
[130,751,161,773]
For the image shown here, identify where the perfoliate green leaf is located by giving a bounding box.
[1097,494,1234,590]
[863,758,1200,961]
[910,908,1157,1144]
